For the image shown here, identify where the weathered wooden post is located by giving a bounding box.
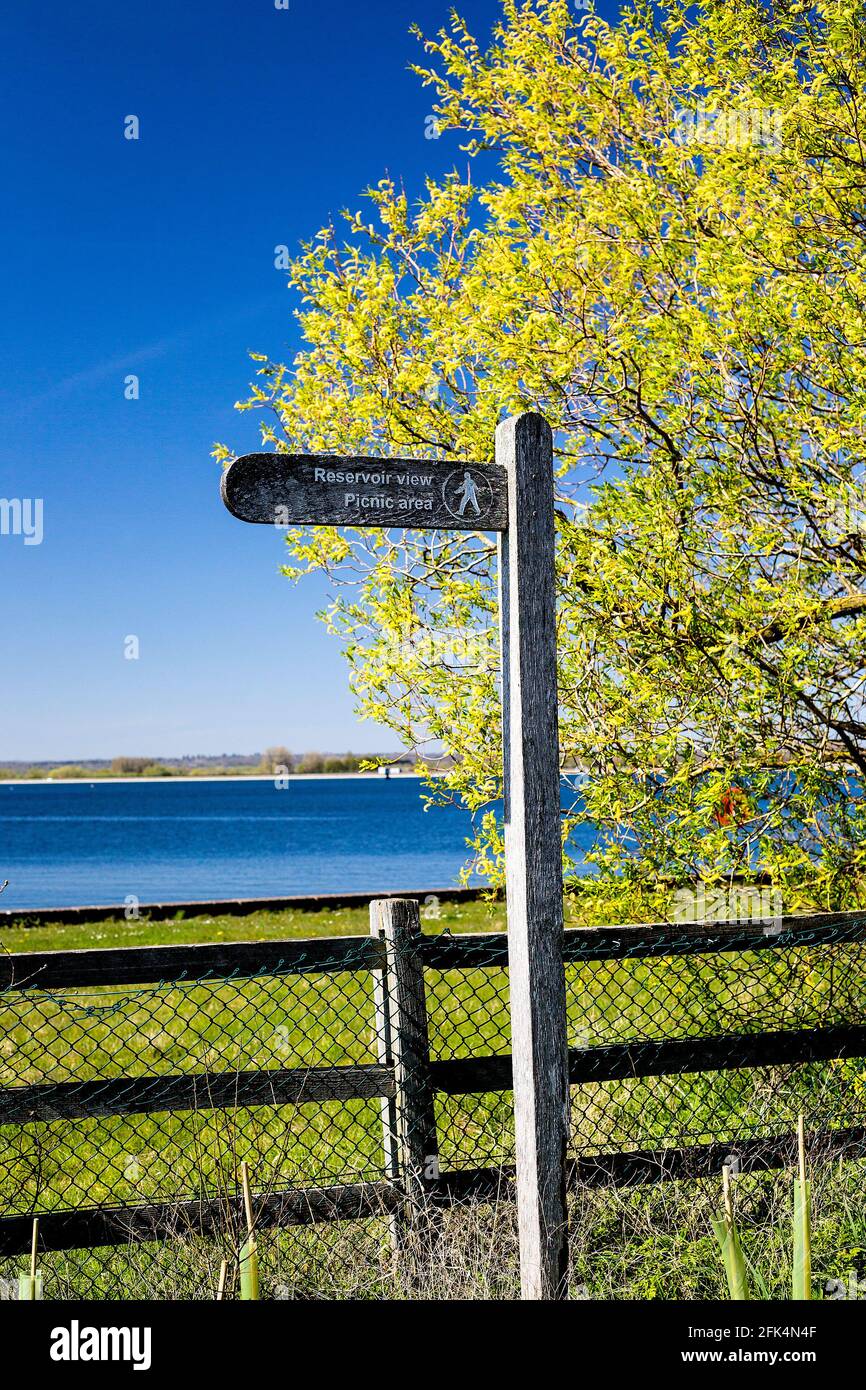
[370,904,401,1254]
[496,412,570,1299]
[370,897,439,1259]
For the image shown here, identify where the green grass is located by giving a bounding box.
[0,897,506,954]
[1,900,864,1298]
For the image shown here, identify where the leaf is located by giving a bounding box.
[239,1236,259,1301]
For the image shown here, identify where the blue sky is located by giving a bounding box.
[0,0,611,762]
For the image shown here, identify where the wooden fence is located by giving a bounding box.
[1,900,865,1258]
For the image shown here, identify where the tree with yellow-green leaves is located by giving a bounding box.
[217,0,866,918]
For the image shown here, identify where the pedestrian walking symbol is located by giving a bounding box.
[442,467,492,522]
[456,471,480,516]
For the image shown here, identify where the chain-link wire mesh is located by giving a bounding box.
[1,962,385,1213]
[563,924,866,1160]
[425,952,513,1173]
[0,938,398,1298]
[1,915,864,1298]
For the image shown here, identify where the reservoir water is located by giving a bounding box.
[0,776,593,911]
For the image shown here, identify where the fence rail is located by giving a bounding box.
[2,908,860,991]
[2,904,865,1268]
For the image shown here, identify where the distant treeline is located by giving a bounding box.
[0,747,418,780]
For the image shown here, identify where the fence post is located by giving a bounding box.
[496,411,570,1299]
[370,897,439,1255]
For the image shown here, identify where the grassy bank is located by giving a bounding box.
[0,897,505,954]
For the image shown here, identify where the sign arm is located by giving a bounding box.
[221,452,508,532]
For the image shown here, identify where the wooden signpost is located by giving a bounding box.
[220,414,570,1299]
[495,414,569,1299]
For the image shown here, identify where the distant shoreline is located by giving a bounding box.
[0,772,425,787]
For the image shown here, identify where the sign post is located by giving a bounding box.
[220,412,569,1298]
[495,413,569,1298]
